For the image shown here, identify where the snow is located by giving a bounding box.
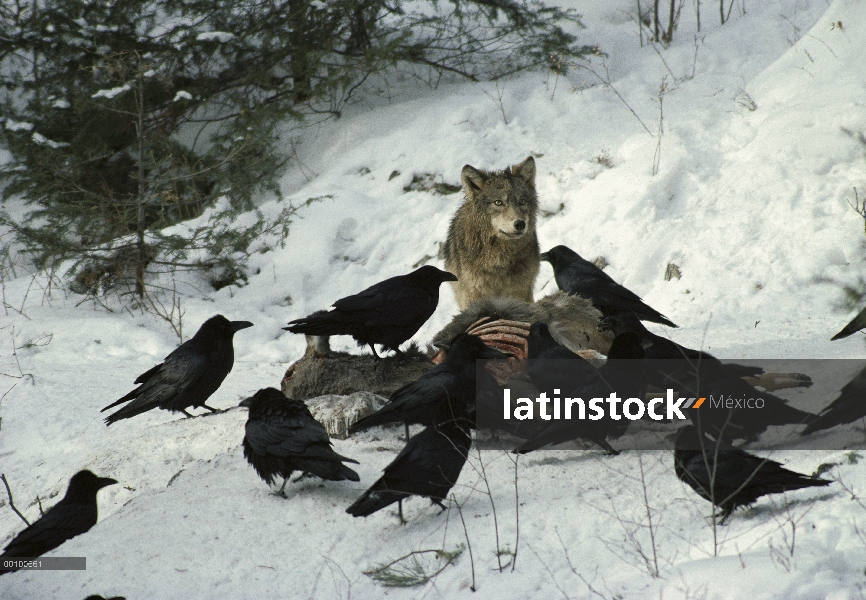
[30,133,68,149]
[3,0,866,598]
[92,84,132,100]
[4,120,33,132]
[173,91,193,102]
[196,31,235,43]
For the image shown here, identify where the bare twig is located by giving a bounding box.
[142,276,185,342]
[651,43,677,80]
[652,76,670,176]
[554,528,609,599]
[689,34,705,80]
[526,543,571,600]
[507,452,520,572]
[638,454,660,577]
[1,473,31,526]
[474,446,505,571]
[720,0,735,25]
[831,470,866,512]
[576,60,654,137]
[483,79,509,125]
[453,494,476,592]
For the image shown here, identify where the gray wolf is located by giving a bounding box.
[444,157,540,310]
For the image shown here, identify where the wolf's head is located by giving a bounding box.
[461,156,538,240]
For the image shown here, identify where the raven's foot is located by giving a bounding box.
[385,348,417,367]
[596,439,620,456]
[273,478,289,498]
[292,472,315,483]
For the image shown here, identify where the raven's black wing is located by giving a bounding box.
[101,347,211,418]
[349,368,458,432]
[333,279,436,329]
[246,411,358,464]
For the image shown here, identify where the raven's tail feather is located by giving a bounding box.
[513,436,547,454]
[103,399,161,426]
[348,411,399,435]
[284,315,353,337]
[338,463,361,482]
[346,480,403,517]
[646,312,678,328]
[100,386,142,412]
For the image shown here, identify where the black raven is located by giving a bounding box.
[102,315,253,425]
[541,245,677,327]
[349,333,507,436]
[598,311,762,376]
[831,305,866,340]
[801,363,866,435]
[346,419,471,523]
[599,312,815,441]
[284,266,457,358]
[1,471,117,573]
[515,329,646,455]
[240,388,360,494]
[673,425,830,523]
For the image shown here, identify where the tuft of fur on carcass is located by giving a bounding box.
[281,335,433,400]
[305,392,389,439]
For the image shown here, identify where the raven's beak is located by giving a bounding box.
[430,341,449,365]
[98,477,119,490]
[442,271,458,282]
[239,397,254,408]
[230,321,254,332]
[539,251,551,262]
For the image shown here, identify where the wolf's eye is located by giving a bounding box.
[494,200,503,206]
[519,201,526,205]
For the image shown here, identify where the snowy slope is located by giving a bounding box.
[3,0,866,598]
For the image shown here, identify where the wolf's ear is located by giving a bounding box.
[511,156,536,186]
[461,165,488,196]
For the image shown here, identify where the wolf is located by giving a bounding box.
[444,156,540,310]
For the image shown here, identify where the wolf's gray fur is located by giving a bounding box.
[444,157,540,310]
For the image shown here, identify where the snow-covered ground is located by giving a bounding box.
[3,0,866,597]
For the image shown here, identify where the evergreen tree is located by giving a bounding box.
[0,0,592,299]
